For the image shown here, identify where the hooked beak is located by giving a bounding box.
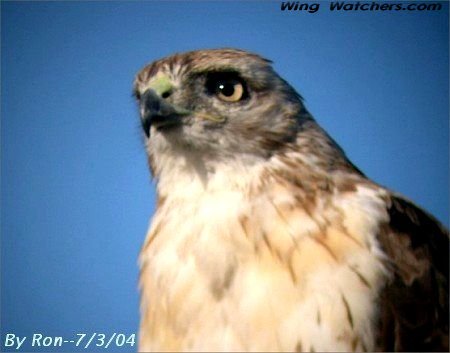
[140,89,190,137]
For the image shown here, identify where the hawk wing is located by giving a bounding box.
[377,194,449,351]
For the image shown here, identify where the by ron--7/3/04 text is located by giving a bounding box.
[3,332,136,350]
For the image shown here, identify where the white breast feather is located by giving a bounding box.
[139,153,391,352]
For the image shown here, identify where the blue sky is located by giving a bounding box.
[1,1,448,351]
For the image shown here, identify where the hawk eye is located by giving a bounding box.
[216,80,244,102]
[206,73,248,103]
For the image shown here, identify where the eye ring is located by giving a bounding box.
[216,80,244,102]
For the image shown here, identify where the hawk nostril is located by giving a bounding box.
[161,90,172,99]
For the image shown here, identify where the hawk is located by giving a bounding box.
[133,48,448,352]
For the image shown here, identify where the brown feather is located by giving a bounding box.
[376,195,449,351]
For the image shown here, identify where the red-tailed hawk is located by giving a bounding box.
[133,48,449,352]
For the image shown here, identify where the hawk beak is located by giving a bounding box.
[140,89,190,137]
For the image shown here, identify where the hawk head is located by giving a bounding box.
[133,49,312,170]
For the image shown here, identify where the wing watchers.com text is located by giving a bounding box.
[281,1,443,13]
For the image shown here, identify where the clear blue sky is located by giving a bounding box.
[1,1,448,351]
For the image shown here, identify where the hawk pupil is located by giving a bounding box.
[218,82,234,97]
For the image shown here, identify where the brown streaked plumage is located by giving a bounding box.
[133,48,448,352]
